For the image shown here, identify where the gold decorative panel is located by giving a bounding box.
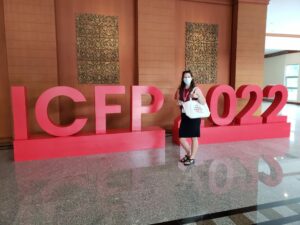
[76,14,119,84]
[185,22,218,84]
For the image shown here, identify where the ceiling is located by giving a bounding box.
[265,0,300,54]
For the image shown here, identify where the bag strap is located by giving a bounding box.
[187,88,195,102]
[191,87,198,94]
[190,87,199,99]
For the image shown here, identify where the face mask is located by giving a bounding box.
[183,77,192,86]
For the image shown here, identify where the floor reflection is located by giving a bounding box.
[0,103,300,225]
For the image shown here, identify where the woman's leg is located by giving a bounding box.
[179,138,191,156]
[190,137,199,159]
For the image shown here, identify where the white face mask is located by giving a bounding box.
[183,77,192,86]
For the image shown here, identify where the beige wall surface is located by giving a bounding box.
[264,53,300,102]
[264,56,285,86]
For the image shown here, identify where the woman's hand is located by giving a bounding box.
[191,92,199,99]
[193,87,206,105]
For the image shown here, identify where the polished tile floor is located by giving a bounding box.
[0,103,300,225]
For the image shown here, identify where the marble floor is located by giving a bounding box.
[1,103,300,225]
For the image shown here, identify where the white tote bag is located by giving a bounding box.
[182,99,210,119]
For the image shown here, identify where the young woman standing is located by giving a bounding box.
[175,70,207,165]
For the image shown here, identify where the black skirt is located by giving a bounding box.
[179,113,201,138]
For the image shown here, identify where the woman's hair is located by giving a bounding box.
[178,70,196,99]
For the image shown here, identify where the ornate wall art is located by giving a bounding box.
[185,22,218,84]
[76,14,119,84]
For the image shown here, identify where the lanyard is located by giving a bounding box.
[183,89,190,101]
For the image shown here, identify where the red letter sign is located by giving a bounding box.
[131,86,164,131]
[207,85,237,126]
[235,85,263,125]
[262,85,288,123]
[95,86,125,133]
[35,86,87,136]
[11,87,29,140]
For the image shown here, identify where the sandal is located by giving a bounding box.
[184,158,195,166]
[179,155,190,163]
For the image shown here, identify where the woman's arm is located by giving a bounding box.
[192,87,206,105]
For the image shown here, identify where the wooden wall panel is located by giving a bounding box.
[138,0,232,130]
[232,2,267,88]
[177,0,232,88]
[0,0,269,138]
[55,0,136,133]
[177,1,232,122]
[231,1,268,113]
[0,0,11,141]
[3,0,59,135]
[137,0,177,130]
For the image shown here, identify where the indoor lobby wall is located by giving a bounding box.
[265,52,300,102]
[177,0,232,121]
[231,1,268,88]
[0,0,269,139]
[138,0,232,130]
[230,0,268,114]
[2,0,60,136]
[55,0,136,133]
[137,0,177,130]
[264,55,285,86]
[176,0,232,88]
[0,0,11,140]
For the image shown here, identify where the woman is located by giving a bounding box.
[175,70,207,166]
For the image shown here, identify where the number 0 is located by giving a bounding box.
[207,85,237,126]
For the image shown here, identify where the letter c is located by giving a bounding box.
[35,86,87,137]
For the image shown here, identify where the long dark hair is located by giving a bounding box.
[178,70,196,99]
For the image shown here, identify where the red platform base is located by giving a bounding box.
[14,127,165,162]
[173,120,290,145]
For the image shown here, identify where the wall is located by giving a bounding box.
[138,0,232,130]
[177,0,233,119]
[3,0,59,135]
[137,0,177,129]
[0,0,11,140]
[231,1,268,88]
[0,0,269,139]
[264,55,285,85]
[264,52,300,101]
[230,0,268,114]
[55,0,136,133]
